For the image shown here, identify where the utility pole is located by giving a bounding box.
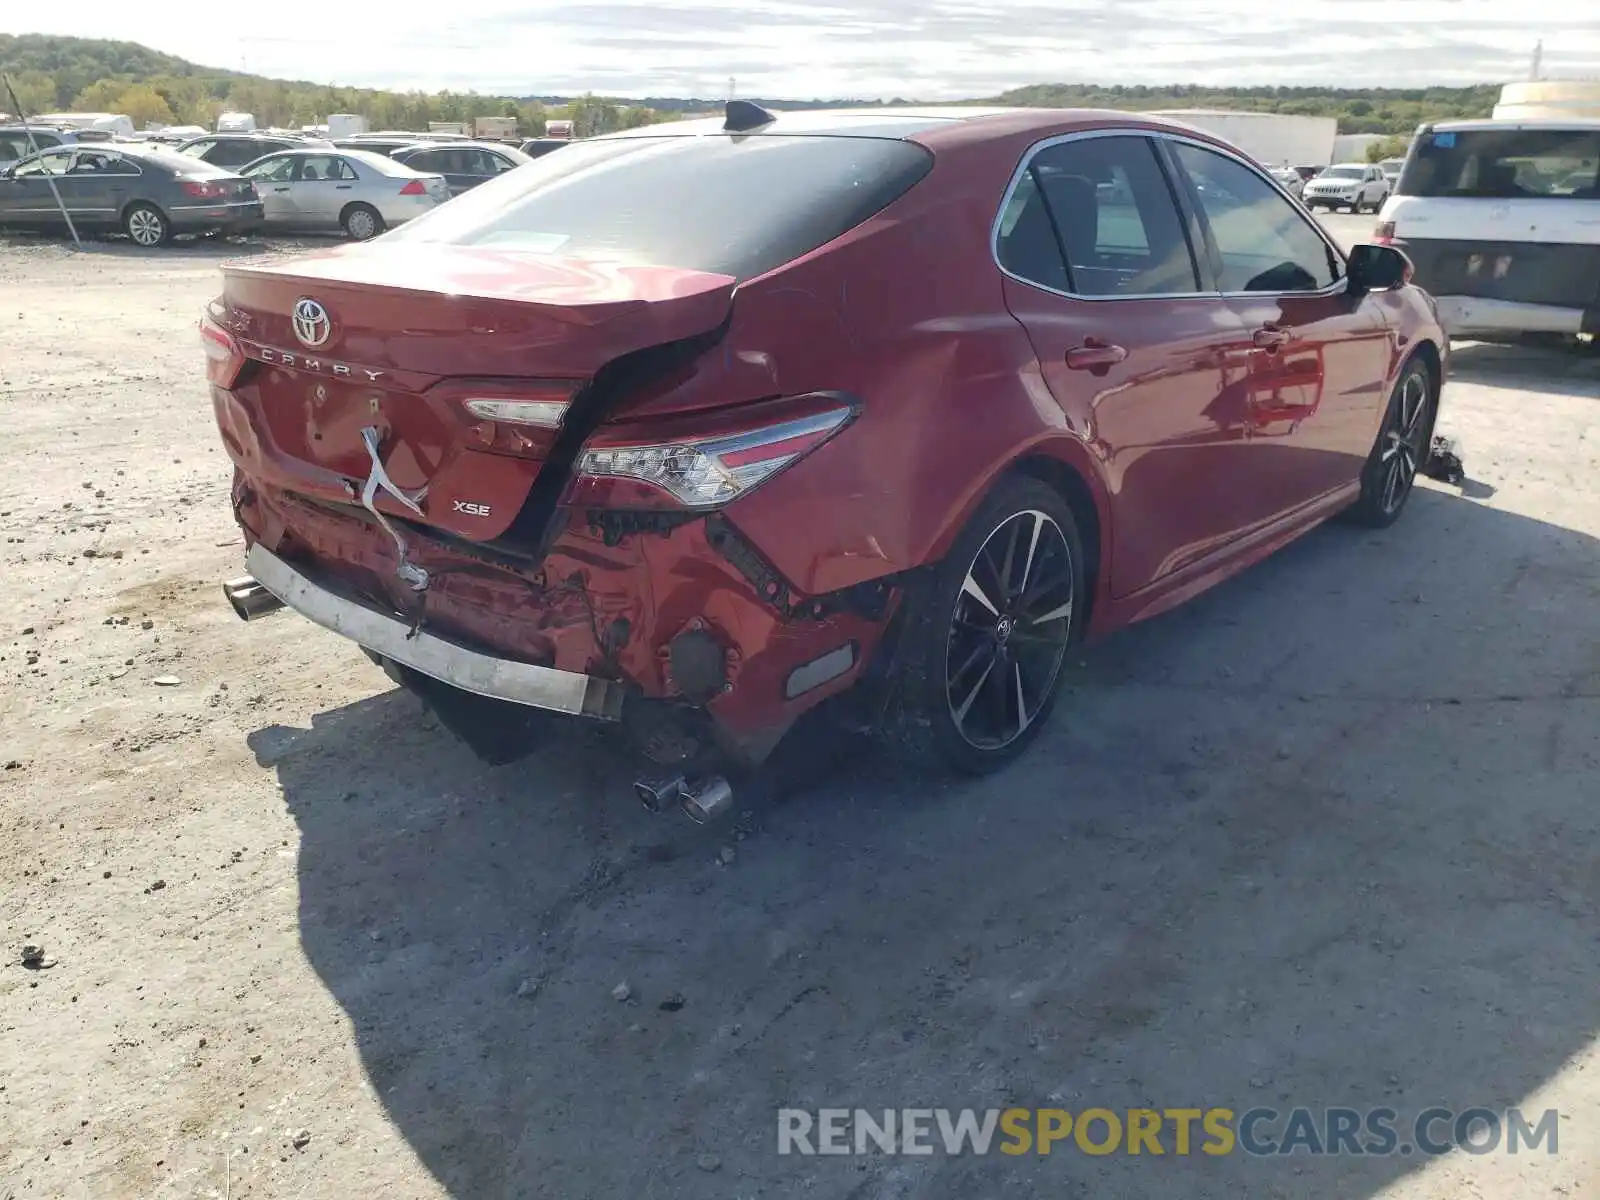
[727,76,736,102]
[1529,39,1542,81]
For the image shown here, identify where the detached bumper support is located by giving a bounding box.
[244,543,626,721]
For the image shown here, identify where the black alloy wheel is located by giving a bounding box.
[1347,358,1436,527]
[945,509,1076,752]
[885,475,1086,775]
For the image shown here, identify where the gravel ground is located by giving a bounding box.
[2,218,1599,1200]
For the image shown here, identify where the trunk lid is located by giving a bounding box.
[220,245,736,540]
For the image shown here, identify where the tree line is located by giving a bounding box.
[3,33,1502,140]
[0,34,678,135]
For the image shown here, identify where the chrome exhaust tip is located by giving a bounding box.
[635,771,688,813]
[680,776,734,825]
[223,576,285,622]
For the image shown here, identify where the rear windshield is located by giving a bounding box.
[1399,128,1600,199]
[145,148,233,175]
[382,133,934,281]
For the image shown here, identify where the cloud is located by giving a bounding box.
[5,0,1599,98]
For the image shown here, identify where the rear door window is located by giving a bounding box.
[1172,142,1342,293]
[297,155,359,181]
[402,148,446,173]
[1400,128,1600,199]
[997,135,1200,297]
[383,134,934,281]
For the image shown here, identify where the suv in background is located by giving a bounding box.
[1378,157,1406,187]
[520,137,573,160]
[0,126,76,168]
[1301,162,1390,212]
[1375,119,1600,340]
[388,141,531,196]
[176,133,329,169]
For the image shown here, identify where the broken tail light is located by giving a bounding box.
[566,396,856,510]
[200,299,246,389]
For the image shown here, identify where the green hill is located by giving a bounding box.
[1,32,1498,137]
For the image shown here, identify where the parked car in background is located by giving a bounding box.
[388,140,530,196]
[331,136,425,157]
[0,143,260,246]
[206,105,1446,796]
[1375,119,1600,341]
[1378,157,1405,187]
[1268,165,1306,197]
[236,147,448,238]
[1302,162,1390,212]
[0,125,77,168]
[178,133,330,169]
[519,137,572,160]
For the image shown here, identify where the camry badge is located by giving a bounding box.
[291,298,331,348]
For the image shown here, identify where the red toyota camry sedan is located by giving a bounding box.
[206,103,1446,815]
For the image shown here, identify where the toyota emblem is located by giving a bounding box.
[291,298,331,348]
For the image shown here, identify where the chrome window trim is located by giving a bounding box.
[990,126,1351,304]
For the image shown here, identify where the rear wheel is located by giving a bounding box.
[887,476,1085,775]
[1346,358,1436,528]
[341,203,384,241]
[123,203,169,248]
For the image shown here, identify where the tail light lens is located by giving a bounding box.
[399,179,427,195]
[1373,220,1397,244]
[181,180,229,200]
[566,398,855,510]
[200,298,245,389]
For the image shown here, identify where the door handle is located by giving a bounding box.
[1065,339,1128,370]
[1252,324,1291,350]
[335,184,352,190]
[272,186,290,192]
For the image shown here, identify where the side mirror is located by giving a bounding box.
[1347,243,1411,293]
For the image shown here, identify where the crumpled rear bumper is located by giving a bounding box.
[246,542,627,719]
[230,475,899,759]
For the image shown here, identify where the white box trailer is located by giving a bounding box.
[1146,109,1338,168]
[326,114,369,138]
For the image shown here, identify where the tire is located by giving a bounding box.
[1345,357,1437,528]
[341,203,384,241]
[123,203,169,248]
[885,475,1086,775]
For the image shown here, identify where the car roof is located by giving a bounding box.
[259,146,416,173]
[1426,117,1600,132]
[592,105,1254,153]
[392,140,521,154]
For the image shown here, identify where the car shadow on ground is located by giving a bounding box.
[248,481,1600,1199]
[1448,339,1600,400]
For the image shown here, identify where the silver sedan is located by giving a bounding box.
[236,148,450,239]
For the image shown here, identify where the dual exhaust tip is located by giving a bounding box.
[225,573,736,824]
[224,576,285,622]
[634,772,736,824]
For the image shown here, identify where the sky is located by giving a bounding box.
[6,1,1600,99]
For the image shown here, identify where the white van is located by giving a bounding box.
[1375,119,1600,339]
